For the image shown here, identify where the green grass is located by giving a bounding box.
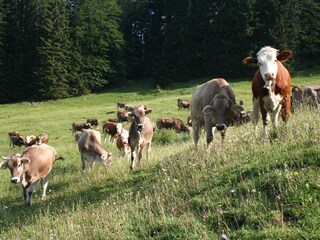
[0,72,319,239]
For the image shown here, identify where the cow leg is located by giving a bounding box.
[261,108,269,139]
[281,95,291,122]
[253,98,260,135]
[272,104,282,128]
[137,145,143,167]
[204,120,213,150]
[40,176,49,201]
[25,181,38,206]
[192,122,202,148]
[130,148,136,169]
[146,142,151,160]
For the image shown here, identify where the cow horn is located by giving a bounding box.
[1,156,9,160]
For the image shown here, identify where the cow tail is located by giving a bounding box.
[56,156,65,161]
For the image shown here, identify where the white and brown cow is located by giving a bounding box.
[0,144,63,206]
[128,106,153,169]
[115,128,131,160]
[102,121,123,144]
[191,78,243,149]
[77,129,112,171]
[156,118,190,133]
[242,46,292,138]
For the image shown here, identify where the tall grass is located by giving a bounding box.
[0,73,319,239]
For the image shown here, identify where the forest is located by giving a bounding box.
[0,0,319,103]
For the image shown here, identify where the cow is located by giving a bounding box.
[38,132,49,144]
[8,131,25,148]
[115,128,131,160]
[102,121,122,143]
[191,78,244,149]
[124,104,135,112]
[128,106,153,169]
[177,99,190,110]
[291,85,320,111]
[87,118,99,127]
[242,46,292,138]
[25,135,38,147]
[117,110,130,122]
[117,102,127,109]
[77,129,112,171]
[0,144,64,206]
[156,118,190,133]
[71,122,91,134]
[232,110,254,126]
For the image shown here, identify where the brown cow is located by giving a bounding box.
[156,118,190,133]
[117,110,130,122]
[87,118,99,127]
[71,122,91,134]
[242,46,292,138]
[8,131,25,148]
[77,129,112,170]
[102,122,123,143]
[177,99,190,110]
[0,144,63,206]
[128,106,153,169]
[191,78,244,149]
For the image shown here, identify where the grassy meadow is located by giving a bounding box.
[0,70,319,239]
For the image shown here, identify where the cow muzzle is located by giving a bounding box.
[137,124,144,132]
[216,124,227,131]
[264,73,275,81]
[11,177,21,183]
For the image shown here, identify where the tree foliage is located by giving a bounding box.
[0,0,319,102]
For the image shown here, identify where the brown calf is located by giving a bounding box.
[156,118,190,133]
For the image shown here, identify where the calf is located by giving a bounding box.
[177,99,190,110]
[0,144,63,206]
[77,129,112,170]
[71,122,91,134]
[128,106,153,169]
[8,131,24,148]
[156,118,190,133]
[102,121,122,143]
[115,129,131,160]
[191,78,243,149]
[242,46,292,138]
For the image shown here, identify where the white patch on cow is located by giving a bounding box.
[262,92,283,112]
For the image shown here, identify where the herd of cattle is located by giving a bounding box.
[1,46,319,206]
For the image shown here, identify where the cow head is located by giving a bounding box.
[129,107,152,132]
[202,94,244,131]
[97,152,112,167]
[0,154,29,183]
[242,46,292,87]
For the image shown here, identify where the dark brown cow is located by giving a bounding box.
[102,122,122,143]
[87,118,99,127]
[8,131,24,148]
[156,118,190,133]
[117,110,130,122]
[128,106,153,169]
[191,78,244,149]
[77,130,112,170]
[71,122,91,134]
[177,99,190,110]
[242,46,292,138]
[0,144,63,206]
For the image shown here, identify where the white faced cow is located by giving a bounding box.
[242,46,292,138]
[0,144,63,206]
[128,106,153,169]
[77,129,112,171]
[191,78,243,149]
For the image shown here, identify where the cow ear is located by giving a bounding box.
[242,56,258,68]
[0,161,8,169]
[21,157,30,165]
[277,50,292,62]
[145,109,152,115]
[230,104,244,113]
[202,105,213,114]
